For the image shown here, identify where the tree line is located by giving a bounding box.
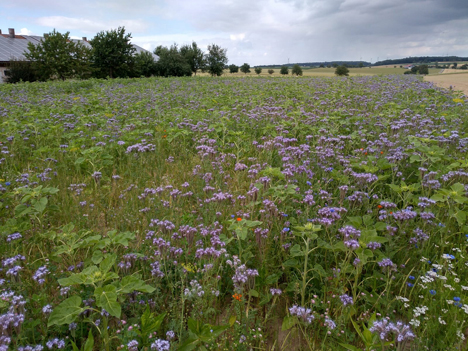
[5,27,228,83]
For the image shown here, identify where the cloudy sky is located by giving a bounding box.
[2,0,468,65]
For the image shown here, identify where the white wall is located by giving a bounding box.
[0,67,7,83]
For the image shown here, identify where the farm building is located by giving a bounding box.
[0,28,158,83]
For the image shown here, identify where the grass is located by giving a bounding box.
[0,75,467,351]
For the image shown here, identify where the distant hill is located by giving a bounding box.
[374,56,468,66]
[256,61,371,68]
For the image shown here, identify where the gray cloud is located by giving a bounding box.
[2,0,467,65]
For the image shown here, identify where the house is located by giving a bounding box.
[0,28,158,83]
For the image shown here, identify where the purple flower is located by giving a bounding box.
[289,305,314,324]
[340,294,354,306]
[151,339,170,351]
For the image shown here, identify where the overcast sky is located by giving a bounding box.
[2,0,468,65]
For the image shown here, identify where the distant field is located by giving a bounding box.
[425,71,468,95]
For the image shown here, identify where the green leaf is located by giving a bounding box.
[48,296,83,327]
[248,289,259,297]
[95,284,121,318]
[338,343,362,351]
[176,336,199,351]
[84,329,94,351]
[100,253,117,273]
[140,307,166,337]
[282,315,298,331]
[290,244,304,257]
[71,341,80,351]
[119,275,155,294]
[91,250,104,264]
[283,259,299,267]
[33,197,48,213]
[229,315,236,327]
[451,183,465,194]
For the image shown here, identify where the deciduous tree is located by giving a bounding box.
[229,64,239,73]
[254,67,262,75]
[180,42,205,75]
[335,65,349,76]
[24,29,91,81]
[240,63,251,74]
[206,44,228,76]
[291,64,303,76]
[280,66,289,75]
[90,27,136,78]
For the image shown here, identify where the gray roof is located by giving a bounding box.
[0,34,158,62]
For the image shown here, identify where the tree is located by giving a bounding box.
[180,42,205,75]
[254,67,262,75]
[133,51,156,77]
[4,59,38,83]
[229,64,239,73]
[90,27,136,78]
[452,63,458,69]
[24,29,92,81]
[291,64,303,76]
[205,44,228,76]
[240,63,251,74]
[154,44,192,77]
[460,64,468,70]
[280,66,289,75]
[268,69,274,74]
[335,65,349,76]
[319,64,324,68]
[332,63,338,68]
[418,64,429,75]
[358,62,364,68]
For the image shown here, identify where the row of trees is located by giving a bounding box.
[227,63,303,76]
[403,65,429,75]
[5,27,229,83]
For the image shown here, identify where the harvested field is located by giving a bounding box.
[424,72,468,95]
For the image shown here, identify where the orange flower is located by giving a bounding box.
[378,205,383,209]
[236,217,242,221]
[233,293,242,301]
[163,135,167,138]
[380,151,384,154]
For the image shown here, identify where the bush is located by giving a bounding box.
[4,59,38,83]
[154,44,192,77]
[335,65,349,76]
[229,64,239,73]
[254,67,262,75]
[268,69,274,74]
[418,64,429,75]
[280,66,289,75]
[292,64,303,76]
[240,63,251,74]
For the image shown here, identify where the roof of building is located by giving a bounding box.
[0,31,158,62]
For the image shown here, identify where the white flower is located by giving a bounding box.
[396,296,409,302]
[461,286,468,291]
[462,305,468,314]
[409,319,420,327]
[438,317,446,325]
[457,330,466,341]
[454,278,460,283]
[443,284,455,291]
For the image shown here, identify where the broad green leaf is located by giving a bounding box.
[283,259,299,267]
[100,253,117,273]
[91,250,104,264]
[141,307,166,337]
[229,315,236,327]
[176,336,199,351]
[95,284,121,318]
[290,244,304,257]
[248,289,259,297]
[282,315,298,331]
[338,343,361,351]
[48,296,83,327]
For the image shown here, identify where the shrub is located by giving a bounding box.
[292,64,303,76]
[335,65,349,76]
[268,69,274,74]
[240,63,251,74]
[4,59,38,83]
[229,64,239,73]
[254,67,262,75]
[280,66,289,75]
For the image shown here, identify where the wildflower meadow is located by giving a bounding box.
[0,75,467,350]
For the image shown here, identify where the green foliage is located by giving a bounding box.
[240,63,251,74]
[4,59,38,83]
[280,65,289,75]
[335,65,350,76]
[205,44,228,76]
[90,26,136,78]
[154,44,192,77]
[291,64,303,76]
[180,42,205,75]
[419,64,429,75]
[177,318,229,351]
[268,69,274,74]
[229,64,239,73]
[133,51,156,77]
[24,29,92,81]
[254,67,262,75]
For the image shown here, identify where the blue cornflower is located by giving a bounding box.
[282,214,288,217]
[429,290,436,295]
[306,181,312,186]
[283,228,290,232]
[407,283,414,288]
[454,297,461,302]
[5,182,10,186]
[409,276,415,280]
[231,215,234,218]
